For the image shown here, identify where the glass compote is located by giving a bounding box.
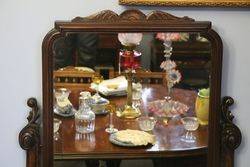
[181,117,199,143]
[105,103,118,134]
[91,74,104,99]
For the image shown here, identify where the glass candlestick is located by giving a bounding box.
[91,74,103,99]
[121,70,141,119]
[105,103,118,133]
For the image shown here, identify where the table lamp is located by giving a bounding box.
[118,33,142,118]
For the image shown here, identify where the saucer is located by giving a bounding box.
[54,107,76,117]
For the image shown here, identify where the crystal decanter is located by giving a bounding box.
[75,91,95,134]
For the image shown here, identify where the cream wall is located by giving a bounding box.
[0,0,249,166]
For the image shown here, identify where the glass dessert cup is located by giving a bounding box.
[180,117,199,143]
[137,116,157,131]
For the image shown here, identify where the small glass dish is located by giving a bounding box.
[181,117,199,143]
[137,116,157,131]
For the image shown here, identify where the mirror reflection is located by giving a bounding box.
[53,32,211,167]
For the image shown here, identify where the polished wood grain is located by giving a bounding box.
[53,85,208,160]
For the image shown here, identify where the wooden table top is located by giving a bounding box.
[54,85,208,160]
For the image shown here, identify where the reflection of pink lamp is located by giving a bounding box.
[118,33,142,119]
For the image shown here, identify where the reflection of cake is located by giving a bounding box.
[115,129,155,146]
[94,76,127,96]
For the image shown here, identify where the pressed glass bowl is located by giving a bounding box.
[137,116,157,131]
[147,100,189,118]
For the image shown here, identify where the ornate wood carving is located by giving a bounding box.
[119,0,250,7]
[19,98,40,167]
[72,9,194,23]
[221,96,242,167]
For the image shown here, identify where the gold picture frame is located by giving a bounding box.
[119,0,250,7]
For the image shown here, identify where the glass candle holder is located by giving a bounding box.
[119,49,141,70]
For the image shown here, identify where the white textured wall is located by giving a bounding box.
[0,0,249,167]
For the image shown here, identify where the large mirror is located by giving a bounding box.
[18,10,242,167]
[52,32,211,167]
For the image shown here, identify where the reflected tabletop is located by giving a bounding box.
[54,85,208,160]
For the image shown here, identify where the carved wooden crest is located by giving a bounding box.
[72,9,194,23]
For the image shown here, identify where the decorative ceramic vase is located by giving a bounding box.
[195,91,209,125]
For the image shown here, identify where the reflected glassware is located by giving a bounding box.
[132,83,142,109]
[181,117,199,143]
[79,91,92,108]
[119,49,141,70]
[75,91,95,134]
[105,103,118,134]
[75,132,96,151]
[148,99,189,118]
[91,74,104,98]
[138,116,156,131]
[195,88,209,125]
[53,118,62,140]
[54,88,72,114]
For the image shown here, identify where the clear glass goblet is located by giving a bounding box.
[91,74,104,99]
[181,117,199,143]
[105,103,118,134]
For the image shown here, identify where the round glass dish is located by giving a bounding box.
[137,116,157,131]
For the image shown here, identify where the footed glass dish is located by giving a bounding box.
[147,99,189,118]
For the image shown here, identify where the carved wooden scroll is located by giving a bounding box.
[221,96,242,167]
[19,98,40,167]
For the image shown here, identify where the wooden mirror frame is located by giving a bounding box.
[19,9,242,167]
[119,0,250,7]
